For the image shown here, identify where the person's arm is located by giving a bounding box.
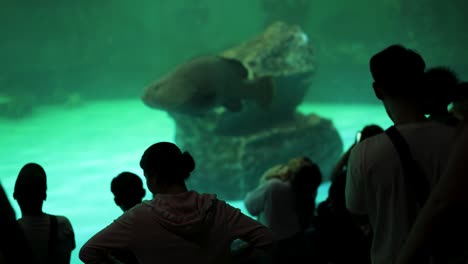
[397,120,468,264]
[244,181,272,216]
[0,183,37,264]
[221,201,274,260]
[79,212,134,264]
[57,217,75,264]
[330,143,355,182]
[345,144,372,236]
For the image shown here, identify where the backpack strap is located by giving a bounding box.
[47,215,58,264]
[385,126,430,207]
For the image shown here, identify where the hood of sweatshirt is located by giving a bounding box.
[143,191,218,237]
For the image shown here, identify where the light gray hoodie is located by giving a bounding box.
[79,191,273,264]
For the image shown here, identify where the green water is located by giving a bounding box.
[0,100,391,264]
[1,1,462,263]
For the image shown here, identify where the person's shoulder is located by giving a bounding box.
[213,197,244,215]
[51,215,74,232]
[49,214,76,248]
[250,178,290,197]
[350,133,389,160]
[427,122,458,141]
[267,178,290,192]
[347,133,393,181]
[54,215,71,223]
[362,129,403,157]
[360,131,390,147]
[123,200,153,219]
[399,121,458,147]
[400,121,457,135]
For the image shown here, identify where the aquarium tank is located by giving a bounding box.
[0,0,466,263]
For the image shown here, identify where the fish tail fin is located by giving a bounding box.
[250,76,275,109]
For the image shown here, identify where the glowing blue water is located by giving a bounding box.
[0,99,391,264]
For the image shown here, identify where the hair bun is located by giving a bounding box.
[180,152,195,176]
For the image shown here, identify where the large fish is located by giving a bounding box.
[142,56,274,114]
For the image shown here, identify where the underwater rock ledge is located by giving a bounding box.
[144,21,341,199]
[175,112,343,200]
[220,21,315,117]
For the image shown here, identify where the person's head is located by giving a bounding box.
[259,164,292,184]
[357,124,384,143]
[370,44,426,99]
[290,161,322,230]
[140,142,195,195]
[111,172,146,212]
[287,156,313,174]
[291,162,322,200]
[13,163,47,215]
[422,67,459,115]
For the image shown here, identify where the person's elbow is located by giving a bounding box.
[78,245,91,263]
[238,226,275,261]
[252,228,275,261]
[79,243,106,264]
[244,193,263,216]
[243,201,258,217]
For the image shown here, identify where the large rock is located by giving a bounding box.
[174,112,343,200]
[149,21,343,199]
[220,21,315,121]
[209,21,316,136]
[221,21,315,79]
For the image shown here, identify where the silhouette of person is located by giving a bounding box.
[244,157,322,263]
[314,124,383,264]
[108,172,146,264]
[80,142,273,264]
[111,172,146,212]
[330,124,384,183]
[244,157,322,240]
[13,163,75,264]
[422,67,460,126]
[345,44,457,264]
[0,182,36,264]
[397,118,468,264]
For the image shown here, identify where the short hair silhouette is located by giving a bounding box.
[423,67,459,114]
[287,156,313,175]
[370,44,425,97]
[140,142,195,184]
[360,124,384,141]
[111,172,146,212]
[13,163,47,213]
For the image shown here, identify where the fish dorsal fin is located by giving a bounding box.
[219,57,249,79]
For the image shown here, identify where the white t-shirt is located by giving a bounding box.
[244,178,302,241]
[345,121,457,264]
[18,214,75,264]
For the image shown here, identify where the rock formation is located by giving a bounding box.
[174,112,342,200]
[152,21,343,200]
